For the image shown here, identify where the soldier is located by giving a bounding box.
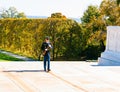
[41,36,52,72]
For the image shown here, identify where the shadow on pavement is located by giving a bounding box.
[3,70,45,72]
[91,64,120,66]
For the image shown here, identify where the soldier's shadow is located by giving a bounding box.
[3,70,45,72]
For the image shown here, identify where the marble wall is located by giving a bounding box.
[98,26,120,65]
[106,26,120,52]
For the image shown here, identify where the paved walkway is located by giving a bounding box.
[0,61,120,92]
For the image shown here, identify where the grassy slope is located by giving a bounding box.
[0,53,23,61]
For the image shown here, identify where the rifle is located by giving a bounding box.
[42,44,51,56]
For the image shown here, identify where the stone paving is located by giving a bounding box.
[0,61,120,92]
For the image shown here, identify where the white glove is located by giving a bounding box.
[45,49,48,51]
[49,44,52,48]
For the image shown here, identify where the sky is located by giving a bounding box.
[0,0,103,18]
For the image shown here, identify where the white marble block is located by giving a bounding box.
[98,26,120,65]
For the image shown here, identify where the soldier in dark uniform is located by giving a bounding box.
[41,36,52,72]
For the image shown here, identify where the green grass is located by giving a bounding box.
[0,53,23,61]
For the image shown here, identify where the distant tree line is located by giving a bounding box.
[0,0,120,60]
[0,7,26,18]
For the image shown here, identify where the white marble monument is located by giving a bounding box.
[98,26,120,65]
